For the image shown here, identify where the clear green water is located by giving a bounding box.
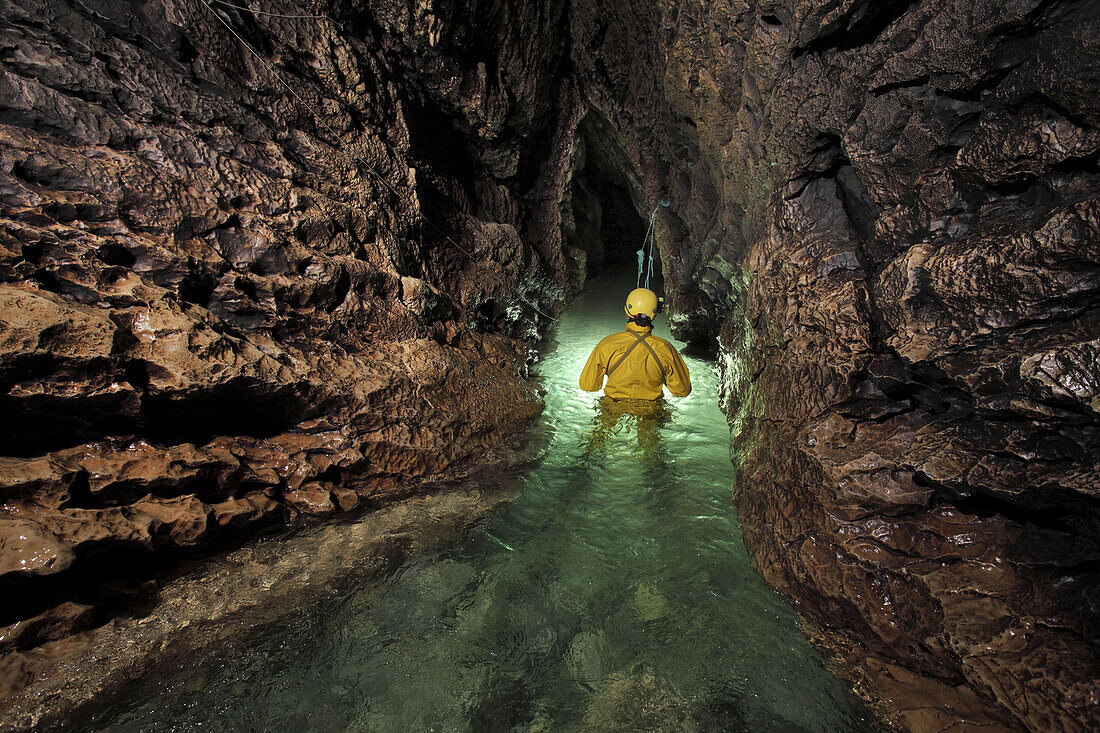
[84,277,875,732]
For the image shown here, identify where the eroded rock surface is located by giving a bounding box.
[1,0,1098,730]
[0,0,562,696]
[564,0,1100,729]
[668,2,1099,730]
[0,481,518,731]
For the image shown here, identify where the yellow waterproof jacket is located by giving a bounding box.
[579,323,692,400]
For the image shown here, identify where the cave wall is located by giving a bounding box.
[567,0,1099,729]
[0,0,578,683]
[587,0,1100,730]
[567,0,748,343]
[2,0,1099,730]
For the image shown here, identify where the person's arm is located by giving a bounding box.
[663,344,692,397]
[579,342,607,392]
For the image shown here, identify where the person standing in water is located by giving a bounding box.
[578,288,691,470]
[579,287,692,400]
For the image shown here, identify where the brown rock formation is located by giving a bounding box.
[0,0,559,683]
[562,0,1099,728]
[566,0,1100,730]
[1,0,1098,730]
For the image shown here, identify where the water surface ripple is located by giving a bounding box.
[89,277,875,732]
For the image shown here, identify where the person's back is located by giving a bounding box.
[579,288,691,401]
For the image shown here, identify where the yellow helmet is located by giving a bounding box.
[625,288,660,320]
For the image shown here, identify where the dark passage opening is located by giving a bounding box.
[593,181,648,272]
[564,112,656,289]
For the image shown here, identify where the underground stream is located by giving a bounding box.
[75,275,877,732]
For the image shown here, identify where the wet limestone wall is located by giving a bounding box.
[0,0,579,692]
[572,0,1100,730]
[564,0,1099,729]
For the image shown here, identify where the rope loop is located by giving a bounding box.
[637,200,669,291]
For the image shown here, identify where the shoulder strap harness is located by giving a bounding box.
[606,332,666,378]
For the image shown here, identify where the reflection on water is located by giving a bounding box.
[86,276,875,732]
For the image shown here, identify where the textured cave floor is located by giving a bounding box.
[61,275,879,732]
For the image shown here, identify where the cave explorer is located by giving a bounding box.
[579,287,692,401]
[578,288,691,468]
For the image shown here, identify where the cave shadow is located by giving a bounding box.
[564,111,662,289]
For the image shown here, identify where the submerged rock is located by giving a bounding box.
[0,483,518,731]
[632,581,670,622]
[565,630,609,689]
[580,670,697,733]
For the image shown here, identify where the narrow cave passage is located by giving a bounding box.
[570,173,652,280]
[76,276,875,732]
[566,113,662,289]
